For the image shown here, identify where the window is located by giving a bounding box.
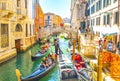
[48,16,50,20]
[91,19,95,26]
[33,24,35,35]
[103,0,111,8]
[1,24,9,48]
[26,24,28,37]
[87,9,90,16]
[91,20,92,26]
[114,0,118,2]
[107,0,111,5]
[45,20,49,26]
[103,15,106,25]
[107,14,110,25]
[30,24,31,36]
[99,0,102,10]
[96,17,100,25]
[96,0,102,12]
[2,3,6,10]
[96,2,98,11]
[25,0,27,8]
[114,12,119,24]
[93,19,95,26]
[103,0,106,8]
[88,20,90,27]
[15,24,22,32]
[17,0,20,7]
[91,5,95,14]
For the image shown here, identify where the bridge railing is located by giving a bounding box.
[39,27,78,39]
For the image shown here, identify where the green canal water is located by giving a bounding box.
[0,38,70,81]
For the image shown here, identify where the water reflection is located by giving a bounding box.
[0,38,69,81]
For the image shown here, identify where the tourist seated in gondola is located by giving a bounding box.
[40,60,46,68]
[40,47,46,54]
[40,57,49,68]
[44,47,48,52]
[50,55,54,63]
[45,57,49,68]
[48,54,54,66]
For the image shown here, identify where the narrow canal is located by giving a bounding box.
[0,37,70,81]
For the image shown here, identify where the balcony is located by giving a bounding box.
[16,7,26,20]
[17,7,26,16]
[14,32,23,39]
[0,0,15,18]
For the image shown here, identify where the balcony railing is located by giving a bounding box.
[0,1,15,12]
[17,7,26,16]
[14,32,23,39]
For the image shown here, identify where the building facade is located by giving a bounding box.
[44,13,54,27]
[56,15,63,27]
[71,0,78,28]
[0,0,36,63]
[71,0,87,32]
[39,6,44,27]
[44,13,63,27]
[87,0,119,43]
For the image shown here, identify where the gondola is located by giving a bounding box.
[58,49,78,80]
[31,51,48,61]
[73,54,93,81]
[16,62,56,81]
[31,44,49,61]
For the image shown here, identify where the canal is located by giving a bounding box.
[0,37,70,81]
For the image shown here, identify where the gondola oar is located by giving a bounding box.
[59,47,63,54]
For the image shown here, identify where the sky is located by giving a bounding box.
[39,0,71,18]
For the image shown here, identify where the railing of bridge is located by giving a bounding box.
[39,27,78,39]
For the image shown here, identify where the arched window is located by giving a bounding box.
[15,24,22,32]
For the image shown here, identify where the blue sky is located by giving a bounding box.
[39,0,71,18]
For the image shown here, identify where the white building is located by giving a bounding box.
[71,0,87,31]
[87,0,119,43]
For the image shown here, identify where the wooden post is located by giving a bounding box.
[70,33,72,45]
[78,35,80,52]
[97,53,102,81]
[72,39,76,63]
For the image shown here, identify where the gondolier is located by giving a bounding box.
[54,35,59,54]
[54,41,59,55]
[54,36,60,61]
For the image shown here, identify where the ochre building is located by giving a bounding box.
[0,0,36,63]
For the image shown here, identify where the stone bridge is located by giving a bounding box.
[39,27,78,39]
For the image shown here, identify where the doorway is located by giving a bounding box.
[15,39,21,53]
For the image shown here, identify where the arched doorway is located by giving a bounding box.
[15,24,22,53]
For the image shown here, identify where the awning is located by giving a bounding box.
[102,25,119,36]
[93,25,120,36]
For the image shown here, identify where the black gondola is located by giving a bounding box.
[20,62,56,81]
[31,51,48,61]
